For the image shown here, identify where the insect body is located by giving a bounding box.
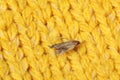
[50,40,80,54]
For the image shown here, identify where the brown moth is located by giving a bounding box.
[50,40,80,54]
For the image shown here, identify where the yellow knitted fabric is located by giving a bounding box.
[0,0,120,80]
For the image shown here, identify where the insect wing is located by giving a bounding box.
[50,40,80,54]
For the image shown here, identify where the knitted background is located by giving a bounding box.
[0,0,120,80]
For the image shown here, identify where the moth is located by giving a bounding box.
[50,40,80,54]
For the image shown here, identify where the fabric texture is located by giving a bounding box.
[0,0,120,80]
